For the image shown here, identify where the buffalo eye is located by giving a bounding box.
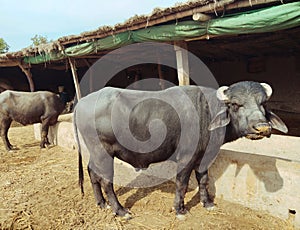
[259,101,267,110]
[230,102,242,111]
[260,101,267,114]
[261,101,267,107]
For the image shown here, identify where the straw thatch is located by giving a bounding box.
[0,0,286,66]
[0,0,227,65]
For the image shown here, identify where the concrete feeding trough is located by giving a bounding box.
[34,115,300,228]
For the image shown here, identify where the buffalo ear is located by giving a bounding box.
[208,107,230,131]
[267,110,288,133]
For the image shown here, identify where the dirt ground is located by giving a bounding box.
[0,125,295,230]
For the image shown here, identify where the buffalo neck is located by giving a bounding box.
[223,122,240,144]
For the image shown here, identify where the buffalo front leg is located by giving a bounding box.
[174,167,193,217]
[0,118,13,151]
[195,170,214,210]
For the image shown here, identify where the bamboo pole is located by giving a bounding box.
[83,59,94,93]
[18,62,35,92]
[68,58,82,100]
[174,41,190,86]
[157,64,165,90]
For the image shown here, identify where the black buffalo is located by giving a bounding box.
[0,90,65,150]
[74,81,288,218]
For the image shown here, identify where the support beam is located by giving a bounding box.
[174,41,190,86]
[192,13,212,21]
[156,52,166,90]
[133,71,140,89]
[157,64,165,90]
[18,62,35,92]
[68,58,82,100]
[83,59,94,93]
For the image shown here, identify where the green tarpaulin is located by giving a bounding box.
[24,2,300,64]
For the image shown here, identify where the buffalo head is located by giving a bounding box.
[209,81,288,140]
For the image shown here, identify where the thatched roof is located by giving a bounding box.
[0,0,236,62]
[0,0,294,66]
[57,0,216,43]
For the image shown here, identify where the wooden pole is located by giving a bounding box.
[174,41,190,86]
[83,59,93,93]
[18,62,35,92]
[156,53,166,90]
[133,71,140,89]
[68,58,82,100]
[157,64,165,90]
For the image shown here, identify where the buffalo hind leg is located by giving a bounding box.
[88,166,107,209]
[101,177,130,218]
[174,167,193,217]
[0,118,13,151]
[88,160,130,218]
[195,170,214,210]
[40,120,51,148]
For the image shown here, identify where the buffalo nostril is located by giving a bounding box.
[254,123,271,134]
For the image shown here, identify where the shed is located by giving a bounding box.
[0,0,299,136]
[1,0,300,227]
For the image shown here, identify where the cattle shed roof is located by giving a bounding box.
[0,0,300,67]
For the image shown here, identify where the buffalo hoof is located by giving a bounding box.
[173,206,188,219]
[114,208,131,219]
[122,213,132,220]
[40,141,51,149]
[176,213,186,221]
[203,202,215,211]
[97,202,110,210]
[40,144,53,150]
[175,209,191,220]
[6,146,12,152]
[7,145,18,152]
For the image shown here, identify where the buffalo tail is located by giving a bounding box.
[73,107,84,196]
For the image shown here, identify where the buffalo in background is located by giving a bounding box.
[0,90,65,151]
